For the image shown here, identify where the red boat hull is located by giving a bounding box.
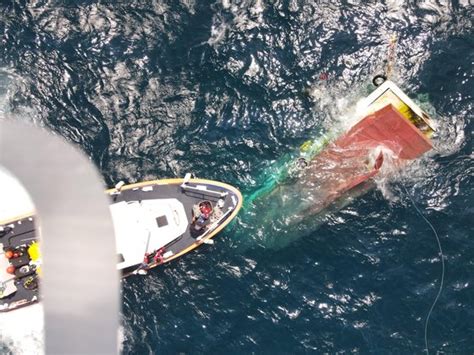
[301,104,433,213]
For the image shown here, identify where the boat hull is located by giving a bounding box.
[245,81,435,248]
[0,178,242,311]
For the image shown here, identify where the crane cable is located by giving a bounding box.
[385,35,398,79]
[373,35,398,86]
[401,182,445,355]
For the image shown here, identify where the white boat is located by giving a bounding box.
[0,175,243,312]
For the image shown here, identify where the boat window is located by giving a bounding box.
[156,215,168,228]
[117,254,125,263]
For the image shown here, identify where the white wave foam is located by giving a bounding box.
[372,147,404,203]
[0,304,44,355]
[244,55,260,77]
[307,78,372,136]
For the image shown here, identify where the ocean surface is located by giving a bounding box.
[0,0,473,353]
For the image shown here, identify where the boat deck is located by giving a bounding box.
[0,178,242,312]
[0,217,39,311]
[112,181,238,275]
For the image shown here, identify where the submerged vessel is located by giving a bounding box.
[247,79,436,240]
[0,176,243,312]
[297,79,435,214]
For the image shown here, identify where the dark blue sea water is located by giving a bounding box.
[0,0,473,353]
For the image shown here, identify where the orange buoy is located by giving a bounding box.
[5,250,13,259]
[7,265,15,274]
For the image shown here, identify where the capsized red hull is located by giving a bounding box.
[301,104,433,213]
[336,104,432,159]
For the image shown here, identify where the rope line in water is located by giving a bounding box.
[402,183,445,355]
